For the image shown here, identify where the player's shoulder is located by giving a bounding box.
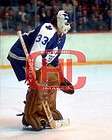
[38,23,56,39]
[40,23,56,34]
[42,23,56,30]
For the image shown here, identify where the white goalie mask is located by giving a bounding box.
[57,10,71,34]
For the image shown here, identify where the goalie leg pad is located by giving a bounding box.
[23,89,48,129]
[23,68,63,129]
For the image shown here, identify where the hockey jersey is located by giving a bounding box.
[7,23,66,81]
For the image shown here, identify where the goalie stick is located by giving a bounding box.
[17,31,70,129]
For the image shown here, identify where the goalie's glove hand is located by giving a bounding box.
[60,77,74,94]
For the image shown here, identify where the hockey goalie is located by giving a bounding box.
[7,10,74,130]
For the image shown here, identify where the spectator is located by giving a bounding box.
[38,6,47,24]
[0,18,3,32]
[105,10,112,31]
[97,14,107,31]
[2,7,16,32]
[0,0,111,32]
[62,0,73,16]
[89,15,99,31]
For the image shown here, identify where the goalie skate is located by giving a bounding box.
[23,118,70,131]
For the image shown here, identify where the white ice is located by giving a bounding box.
[0,64,112,140]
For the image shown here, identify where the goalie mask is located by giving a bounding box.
[57,10,71,34]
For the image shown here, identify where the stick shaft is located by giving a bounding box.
[42,101,56,128]
[17,31,29,57]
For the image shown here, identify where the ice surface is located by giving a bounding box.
[0,65,112,140]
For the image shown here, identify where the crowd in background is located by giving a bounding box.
[0,0,111,33]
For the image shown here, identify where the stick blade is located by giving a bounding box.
[55,118,70,128]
